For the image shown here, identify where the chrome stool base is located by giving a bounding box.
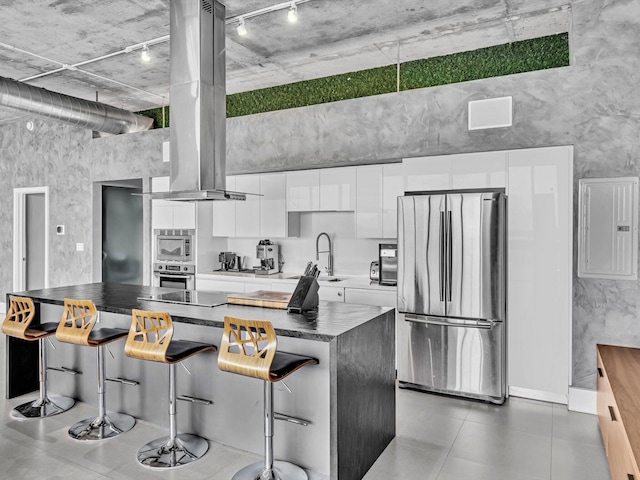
[11,394,75,419]
[232,461,308,480]
[69,412,135,441]
[137,433,209,468]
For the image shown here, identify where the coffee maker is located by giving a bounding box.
[218,251,235,271]
[255,239,279,275]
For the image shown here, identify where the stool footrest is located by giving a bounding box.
[47,366,81,375]
[106,377,139,386]
[177,394,212,405]
[274,412,310,426]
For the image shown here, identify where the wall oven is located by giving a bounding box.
[155,229,194,263]
[153,263,195,290]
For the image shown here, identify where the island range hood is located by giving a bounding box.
[151,0,245,202]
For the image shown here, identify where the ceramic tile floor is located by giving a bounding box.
[0,339,611,480]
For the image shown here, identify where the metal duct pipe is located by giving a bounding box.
[0,76,154,135]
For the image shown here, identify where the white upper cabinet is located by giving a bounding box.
[382,163,405,239]
[356,163,404,239]
[212,176,236,237]
[235,175,260,238]
[286,170,320,212]
[320,167,356,211]
[403,151,506,191]
[260,173,288,238]
[356,165,383,238]
[151,176,196,230]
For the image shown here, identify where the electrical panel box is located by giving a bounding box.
[578,177,639,280]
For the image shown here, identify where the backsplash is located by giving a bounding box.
[199,211,390,277]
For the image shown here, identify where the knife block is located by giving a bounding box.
[287,276,319,313]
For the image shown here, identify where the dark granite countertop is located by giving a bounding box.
[11,282,394,342]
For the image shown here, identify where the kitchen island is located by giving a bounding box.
[5,282,395,480]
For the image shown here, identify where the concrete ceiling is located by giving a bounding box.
[0,0,571,124]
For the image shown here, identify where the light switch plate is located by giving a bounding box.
[76,243,84,252]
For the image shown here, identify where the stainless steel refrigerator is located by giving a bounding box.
[397,190,506,404]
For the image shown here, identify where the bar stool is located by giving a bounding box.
[1,295,75,418]
[55,298,135,440]
[124,309,217,468]
[218,316,319,480]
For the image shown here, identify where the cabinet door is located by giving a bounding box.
[344,288,396,307]
[382,163,405,239]
[450,151,507,189]
[151,176,170,193]
[507,146,572,401]
[320,167,356,211]
[152,202,174,229]
[212,176,236,237]
[196,277,245,293]
[260,173,287,238]
[356,165,383,238]
[172,203,196,229]
[318,285,344,302]
[403,156,451,191]
[286,170,320,211]
[235,175,260,238]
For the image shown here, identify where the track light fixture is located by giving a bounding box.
[237,18,248,36]
[141,44,151,62]
[287,3,298,23]
[229,1,310,37]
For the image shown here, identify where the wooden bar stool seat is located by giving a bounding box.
[1,296,75,418]
[218,316,319,480]
[55,298,135,440]
[125,309,217,469]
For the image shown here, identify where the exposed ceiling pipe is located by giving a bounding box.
[0,76,153,135]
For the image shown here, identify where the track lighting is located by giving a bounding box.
[141,44,151,62]
[287,3,298,23]
[237,18,248,36]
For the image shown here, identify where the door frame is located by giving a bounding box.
[13,186,50,291]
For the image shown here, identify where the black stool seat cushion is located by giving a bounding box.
[24,322,59,339]
[166,340,217,364]
[87,327,129,346]
[270,351,319,381]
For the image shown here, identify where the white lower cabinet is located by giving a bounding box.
[344,288,395,307]
[196,276,244,293]
[318,285,344,302]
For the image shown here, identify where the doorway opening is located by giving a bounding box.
[13,187,49,292]
[101,181,143,285]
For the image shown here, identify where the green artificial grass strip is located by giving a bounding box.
[227,64,397,117]
[137,107,169,128]
[400,33,569,91]
[138,33,569,124]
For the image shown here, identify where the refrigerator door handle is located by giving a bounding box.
[404,313,495,330]
[447,210,453,302]
[439,210,445,302]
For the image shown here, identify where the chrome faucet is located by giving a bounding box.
[315,232,333,277]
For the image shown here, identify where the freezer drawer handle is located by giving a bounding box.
[609,405,617,422]
[405,314,494,329]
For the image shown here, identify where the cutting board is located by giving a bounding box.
[226,290,292,310]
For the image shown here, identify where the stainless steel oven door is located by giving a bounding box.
[153,272,194,290]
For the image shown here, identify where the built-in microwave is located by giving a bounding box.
[155,229,194,262]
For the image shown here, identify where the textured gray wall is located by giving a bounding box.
[0,0,636,390]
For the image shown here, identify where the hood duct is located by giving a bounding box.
[150,0,244,202]
[0,75,153,135]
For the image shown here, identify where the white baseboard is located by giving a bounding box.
[568,387,597,415]
[509,386,568,404]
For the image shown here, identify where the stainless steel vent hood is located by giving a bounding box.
[152,0,245,202]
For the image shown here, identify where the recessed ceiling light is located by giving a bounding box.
[237,18,248,36]
[141,44,151,62]
[287,3,298,23]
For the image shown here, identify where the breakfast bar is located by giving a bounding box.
[5,282,396,480]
